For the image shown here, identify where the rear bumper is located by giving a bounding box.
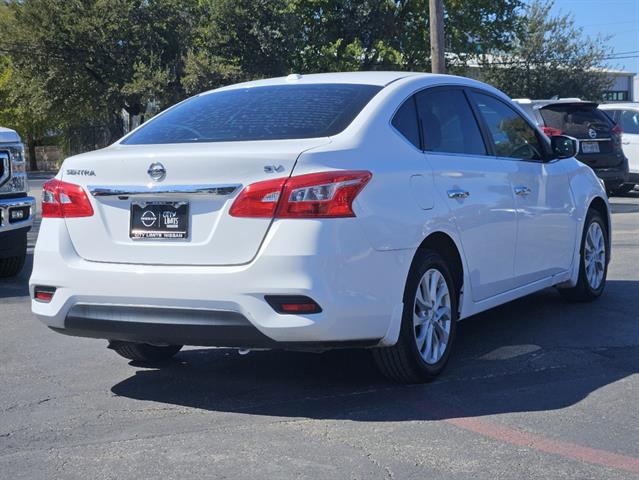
[53,307,378,349]
[30,218,410,347]
[592,164,629,190]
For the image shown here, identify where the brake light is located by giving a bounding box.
[42,179,94,218]
[230,171,372,218]
[541,126,562,137]
[612,124,623,136]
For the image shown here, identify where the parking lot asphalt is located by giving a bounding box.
[1,178,638,479]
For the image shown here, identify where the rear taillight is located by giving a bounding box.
[230,171,372,219]
[541,126,562,137]
[42,179,94,218]
[612,124,623,136]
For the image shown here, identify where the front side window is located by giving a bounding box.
[472,93,543,160]
[123,84,382,144]
[415,89,487,155]
[619,110,639,135]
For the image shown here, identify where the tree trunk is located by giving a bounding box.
[27,137,38,172]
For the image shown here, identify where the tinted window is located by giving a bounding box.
[472,93,543,160]
[539,104,612,138]
[619,110,639,135]
[415,89,486,155]
[123,84,382,144]
[391,97,420,148]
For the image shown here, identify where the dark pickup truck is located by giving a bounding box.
[0,127,35,277]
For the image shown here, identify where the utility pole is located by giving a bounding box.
[429,0,446,74]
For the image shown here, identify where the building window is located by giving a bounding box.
[603,91,629,102]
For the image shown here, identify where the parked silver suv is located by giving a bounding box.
[0,127,35,277]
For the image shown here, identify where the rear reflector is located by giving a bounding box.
[265,295,322,314]
[34,286,56,303]
[612,124,623,136]
[230,170,372,219]
[42,179,94,218]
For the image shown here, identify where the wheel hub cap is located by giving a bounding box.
[584,222,605,290]
[413,268,452,365]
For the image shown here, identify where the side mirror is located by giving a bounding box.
[550,135,578,159]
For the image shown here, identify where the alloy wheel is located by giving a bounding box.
[413,268,452,365]
[584,221,606,290]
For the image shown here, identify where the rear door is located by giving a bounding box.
[538,103,625,169]
[417,87,519,302]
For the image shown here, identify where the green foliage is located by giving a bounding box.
[0,0,614,159]
[480,0,613,100]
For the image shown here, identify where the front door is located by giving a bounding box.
[468,91,577,286]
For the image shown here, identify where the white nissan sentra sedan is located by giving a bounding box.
[30,72,610,383]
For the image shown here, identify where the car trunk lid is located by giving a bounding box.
[61,139,329,265]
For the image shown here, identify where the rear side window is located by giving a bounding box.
[123,84,382,144]
[619,110,639,134]
[472,93,543,161]
[391,97,420,148]
[415,89,487,155]
[539,104,612,138]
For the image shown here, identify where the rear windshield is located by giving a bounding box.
[122,84,382,144]
[539,104,612,137]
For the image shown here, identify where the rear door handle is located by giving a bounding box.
[514,185,532,197]
[447,189,470,199]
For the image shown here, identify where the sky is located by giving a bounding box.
[546,0,639,74]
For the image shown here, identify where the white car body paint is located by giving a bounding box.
[30,72,610,349]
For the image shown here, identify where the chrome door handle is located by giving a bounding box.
[622,141,630,145]
[514,185,532,197]
[447,189,470,199]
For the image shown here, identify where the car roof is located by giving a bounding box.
[513,98,600,110]
[599,102,639,110]
[207,71,432,94]
[0,126,20,143]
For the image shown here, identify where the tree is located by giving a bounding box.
[0,5,55,170]
[480,0,613,100]
[0,0,199,133]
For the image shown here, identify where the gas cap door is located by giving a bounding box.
[409,174,434,210]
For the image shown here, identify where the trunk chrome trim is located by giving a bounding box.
[88,184,242,198]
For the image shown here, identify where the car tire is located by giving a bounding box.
[373,249,458,383]
[0,253,26,278]
[609,183,635,196]
[109,341,182,363]
[558,209,608,302]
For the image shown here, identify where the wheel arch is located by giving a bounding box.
[588,196,611,253]
[411,231,464,300]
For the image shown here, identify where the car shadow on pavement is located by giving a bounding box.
[0,252,32,299]
[111,280,639,421]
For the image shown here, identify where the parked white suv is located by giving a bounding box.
[599,103,639,193]
[30,72,610,383]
